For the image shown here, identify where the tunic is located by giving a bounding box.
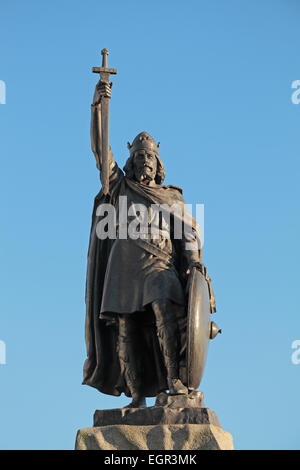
[99,163,186,314]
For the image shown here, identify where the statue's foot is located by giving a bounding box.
[168,378,189,395]
[125,396,147,408]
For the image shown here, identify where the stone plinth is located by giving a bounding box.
[75,391,234,450]
[75,424,234,450]
[93,406,220,427]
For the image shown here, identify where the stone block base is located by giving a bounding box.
[75,424,234,450]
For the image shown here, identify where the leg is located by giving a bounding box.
[152,299,188,395]
[118,314,146,408]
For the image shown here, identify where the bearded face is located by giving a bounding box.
[133,150,158,185]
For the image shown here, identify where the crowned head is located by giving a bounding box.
[123,132,165,185]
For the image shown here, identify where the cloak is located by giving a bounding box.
[82,170,201,397]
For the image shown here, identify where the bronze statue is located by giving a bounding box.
[82,50,218,408]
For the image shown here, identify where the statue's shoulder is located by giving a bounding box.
[162,184,184,203]
[163,184,183,195]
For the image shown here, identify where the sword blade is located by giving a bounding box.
[100,96,110,195]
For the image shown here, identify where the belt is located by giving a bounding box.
[133,237,174,265]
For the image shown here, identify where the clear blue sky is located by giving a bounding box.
[0,0,299,450]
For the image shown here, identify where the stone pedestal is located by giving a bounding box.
[75,392,234,450]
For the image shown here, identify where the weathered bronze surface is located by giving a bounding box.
[155,390,204,408]
[83,49,219,408]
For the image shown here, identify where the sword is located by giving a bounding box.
[92,48,117,195]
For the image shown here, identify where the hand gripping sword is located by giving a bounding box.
[92,48,117,195]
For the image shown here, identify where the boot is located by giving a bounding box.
[125,396,147,408]
[153,301,187,396]
[118,319,146,408]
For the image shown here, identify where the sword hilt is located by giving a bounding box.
[101,48,109,68]
[92,48,117,80]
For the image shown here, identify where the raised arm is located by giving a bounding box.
[90,81,114,171]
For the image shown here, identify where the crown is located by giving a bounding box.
[127,132,160,155]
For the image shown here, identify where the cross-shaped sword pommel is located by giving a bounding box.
[92,48,117,84]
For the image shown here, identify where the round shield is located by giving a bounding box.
[187,267,211,389]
